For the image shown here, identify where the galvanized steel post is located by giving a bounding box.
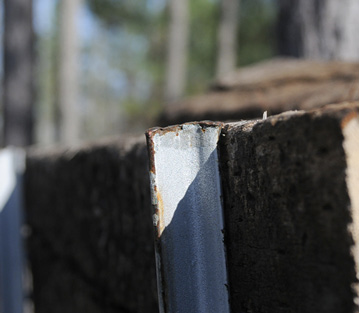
[146,122,230,313]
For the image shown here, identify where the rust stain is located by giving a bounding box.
[146,120,225,239]
[145,121,224,174]
[156,191,165,238]
[146,121,223,138]
[150,124,184,136]
[145,131,156,174]
[341,111,359,129]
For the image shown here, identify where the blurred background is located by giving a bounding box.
[0,0,277,147]
[1,0,359,147]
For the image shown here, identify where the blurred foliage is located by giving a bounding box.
[86,0,277,96]
[238,0,277,66]
[85,0,166,130]
[84,0,278,131]
[36,0,278,142]
[87,0,150,29]
[188,0,219,94]
[35,2,60,143]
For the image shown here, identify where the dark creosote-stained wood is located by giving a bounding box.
[218,102,359,313]
[25,102,359,313]
[25,137,158,313]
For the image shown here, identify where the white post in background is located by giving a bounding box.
[164,0,189,103]
[58,0,82,145]
[0,149,27,313]
[216,0,240,78]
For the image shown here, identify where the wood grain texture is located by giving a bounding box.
[25,137,158,313]
[219,103,359,313]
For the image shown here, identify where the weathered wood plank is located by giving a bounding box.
[25,137,158,313]
[160,59,359,125]
[219,103,359,313]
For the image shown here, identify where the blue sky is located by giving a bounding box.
[33,0,166,38]
[34,0,97,42]
[33,0,56,34]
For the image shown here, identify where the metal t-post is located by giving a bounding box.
[146,122,230,313]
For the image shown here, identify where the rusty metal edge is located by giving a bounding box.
[145,121,230,313]
[145,128,166,313]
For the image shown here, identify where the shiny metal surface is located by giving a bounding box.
[146,122,230,313]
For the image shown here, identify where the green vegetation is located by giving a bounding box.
[35,0,278,141]
[239,0,277,66]
[87,0,277,96]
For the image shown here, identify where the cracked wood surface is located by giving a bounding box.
[219,102,359,313]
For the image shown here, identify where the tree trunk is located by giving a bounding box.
[278,0,359,60]
[58,0,82,145]
[3,0,34,147]
[216,0,240,78]
[164,0,189,103]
